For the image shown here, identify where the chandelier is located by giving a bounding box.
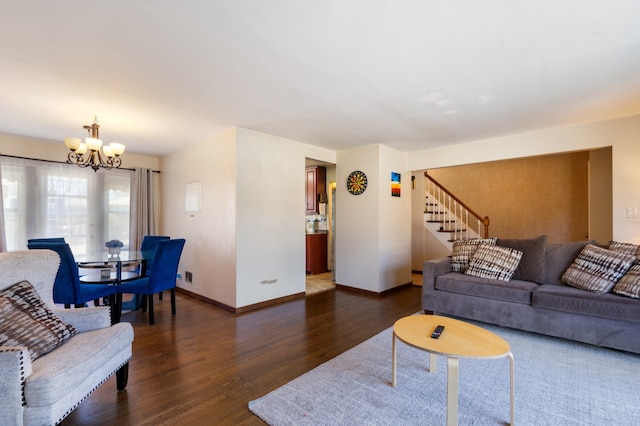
[64,117,125,172]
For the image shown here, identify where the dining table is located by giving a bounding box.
[76,250,154,323]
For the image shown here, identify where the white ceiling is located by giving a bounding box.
[1,1,640,156]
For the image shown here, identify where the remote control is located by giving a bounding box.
[431,325,445,339]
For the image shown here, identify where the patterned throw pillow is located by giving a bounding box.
[450,238,497,273]
[613,263,640,298]
[0,280,78,361]
[608,241,640,257]
[465,244,523,281]
[561,244,636,293]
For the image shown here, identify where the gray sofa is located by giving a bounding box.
[422,237,640,354]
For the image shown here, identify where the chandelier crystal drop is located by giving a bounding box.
[64,117,125,172]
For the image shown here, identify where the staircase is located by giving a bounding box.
[424,171,490,252]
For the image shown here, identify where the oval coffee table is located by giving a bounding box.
[392,315,514,425]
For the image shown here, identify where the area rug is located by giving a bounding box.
[249,317,640,425]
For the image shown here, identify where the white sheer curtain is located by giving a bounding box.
[0,156,132,255]
[129,167,157,251]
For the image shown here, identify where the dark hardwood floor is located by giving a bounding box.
[61,284,422,426]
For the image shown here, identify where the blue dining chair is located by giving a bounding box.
[139,235,170,276]
[131,235,171,309]
[27,237,66,244]
[116,238,185,325]
[27,242,117,313]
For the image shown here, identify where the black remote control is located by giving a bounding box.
[431,325,445,339]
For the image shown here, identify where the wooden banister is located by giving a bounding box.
[424,171,490,238]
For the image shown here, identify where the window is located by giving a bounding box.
[1,157,131,255]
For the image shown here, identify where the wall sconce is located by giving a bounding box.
[185,182,202,218]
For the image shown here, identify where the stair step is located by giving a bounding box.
[437,228,467,233]
[426,211,447,215]
[426,220,456,224]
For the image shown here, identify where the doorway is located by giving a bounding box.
[305,159,336,294]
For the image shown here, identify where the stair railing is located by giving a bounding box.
[424,171,490,239]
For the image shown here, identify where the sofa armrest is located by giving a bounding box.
[54,306,112,332]
[423,257,451,290]
[0,347,33,425]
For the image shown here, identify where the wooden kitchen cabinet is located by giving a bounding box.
[306,232,328,275]
[305,166,326,214]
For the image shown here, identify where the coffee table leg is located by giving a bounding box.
[392,332,397,387]
[509,352,515,425]
[428,353,437,373]
[447,357,458,426]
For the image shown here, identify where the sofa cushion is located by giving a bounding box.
[613,263,640,298]
[497,235,547,283]
[608,241,640,257]
[465,244,523,281]
[450,238,497,273]
[435,272,537,304]
[532,284,640,323]
[561,244,636,293]
[0,280,78,361]
[545,240,593,285]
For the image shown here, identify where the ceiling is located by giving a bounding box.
[2,1,640,156]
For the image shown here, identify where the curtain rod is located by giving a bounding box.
[0,153,160,173]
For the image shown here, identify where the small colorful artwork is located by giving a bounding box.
[391,172,401,197]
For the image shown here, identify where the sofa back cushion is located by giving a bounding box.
[545,240,593,285]
[497,235,547,283]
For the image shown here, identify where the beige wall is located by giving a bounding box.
[425,151,591,244]
[589,147,613,244]
[160,127,238,307]
[0,133,160,170]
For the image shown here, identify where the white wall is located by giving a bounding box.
[161,127,238,307]
[336,144,412,292]
[235,129,318,306]
[377,145,412,291]
[336,145,380,290]
[234,128,335,307]
[409,114,640,244]
[162,126,336,309]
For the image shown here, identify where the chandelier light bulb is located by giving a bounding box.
[64,137,81,151]
[110,142,125,156]
[76,143,88,155]
[85,137,103,151]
